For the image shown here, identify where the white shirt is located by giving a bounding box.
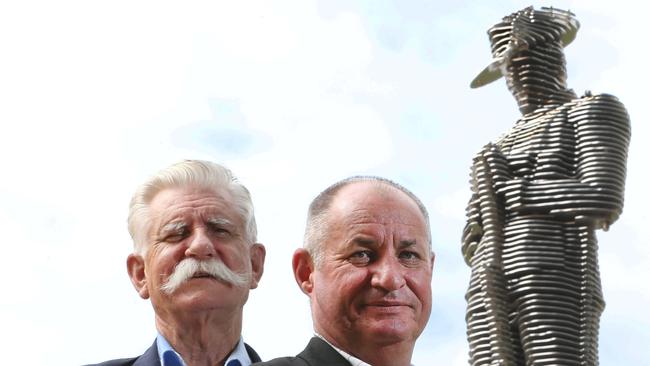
[315,333,371,366]
[314,333,415,366]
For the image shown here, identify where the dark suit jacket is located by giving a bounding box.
[84,340,261,366]
[254,337,350,366]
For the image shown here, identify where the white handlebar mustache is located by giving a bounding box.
[161,257,250,294]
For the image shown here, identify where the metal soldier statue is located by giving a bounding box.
[462,7,630,365]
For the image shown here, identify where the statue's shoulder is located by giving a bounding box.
[565,92,630,137]
[572,92,626,110]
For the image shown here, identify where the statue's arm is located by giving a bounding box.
[501,94,630,228]
[462,192,482,265]
[462,144,509,265]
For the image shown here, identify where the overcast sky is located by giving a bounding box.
[0,1,647,365]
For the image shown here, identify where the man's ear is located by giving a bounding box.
[127,253,150,299]
[430,250,436,270]
[248,243,266,289]
[293,248,315,295]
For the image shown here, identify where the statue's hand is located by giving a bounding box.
[498,178,528,212]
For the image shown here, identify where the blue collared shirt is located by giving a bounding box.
[156,333,252,366]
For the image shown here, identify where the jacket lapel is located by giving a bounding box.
[245,343,262,363]
[133,341,161,366]
[297,337,350,366]
[130,339,260,365]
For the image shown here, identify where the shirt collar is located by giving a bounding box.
[156,333,185,366]
[156,333,251,366]
[314,333,416,366]
[314,333,371,366]
[226,336,252,366]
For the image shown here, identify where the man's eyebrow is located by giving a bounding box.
[351,237,377,247]
[398,240,418,249]
[206,217,234,226]
[159,221,187,234]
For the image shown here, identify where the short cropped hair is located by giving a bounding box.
[128,160,257,255]
[304,176,432,266]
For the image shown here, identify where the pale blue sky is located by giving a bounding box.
[0,1,647,365]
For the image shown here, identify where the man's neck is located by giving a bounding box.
[350,342,413,366]
[318,330,414,366]
[155,310,243,366]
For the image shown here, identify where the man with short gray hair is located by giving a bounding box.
[257,176,434,366]
[86,160,265,366]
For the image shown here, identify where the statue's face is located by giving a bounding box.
[504,45,568,99]
[505,45,567,84]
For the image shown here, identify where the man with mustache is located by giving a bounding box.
[256,177,434,366]
[86,160,265,366]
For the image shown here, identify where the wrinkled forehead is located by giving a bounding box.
[149,186,241,227]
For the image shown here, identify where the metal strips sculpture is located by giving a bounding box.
[462,6,630,365]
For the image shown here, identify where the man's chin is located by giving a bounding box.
[357,319,420,344]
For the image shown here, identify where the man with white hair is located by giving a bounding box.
[86,160,265,366]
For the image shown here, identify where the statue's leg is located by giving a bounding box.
[503,218,584,365]
[576,226,605,366]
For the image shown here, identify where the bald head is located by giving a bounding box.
[304,176,431,266]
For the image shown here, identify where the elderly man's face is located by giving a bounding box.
[299,182,433,350]
[127,186,264,317]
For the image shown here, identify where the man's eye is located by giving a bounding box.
[164,231,187,243]
[349,251,374,265]
[399,251,421,262]
[209,226,231,236]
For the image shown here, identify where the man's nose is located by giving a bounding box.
[371,256,406,291]
[185,229,217,259]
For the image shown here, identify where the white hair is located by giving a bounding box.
[128,160,257,255]
[304,176,432,267]
[161,257,250,294]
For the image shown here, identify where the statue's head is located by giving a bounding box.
[470,6,579,89]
